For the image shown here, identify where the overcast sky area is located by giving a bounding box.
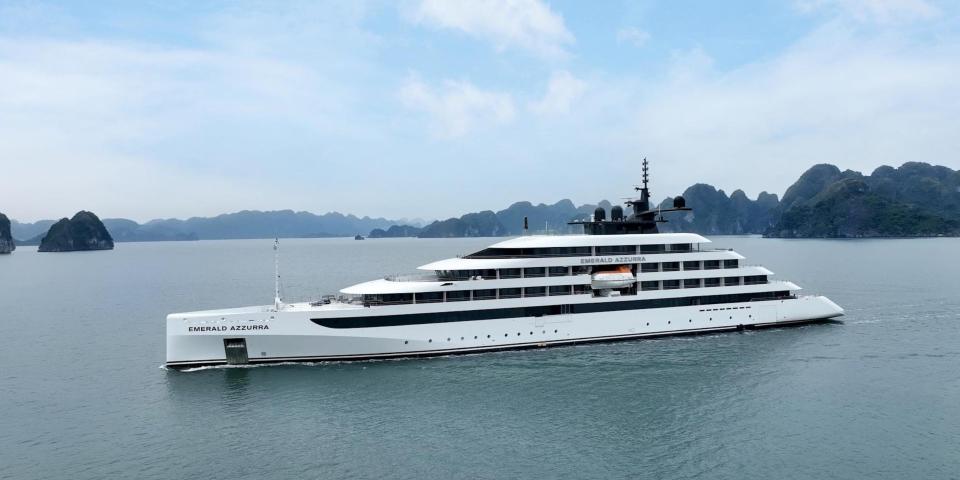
[1,0,959,222]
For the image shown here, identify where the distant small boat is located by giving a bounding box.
[354,234,365,240]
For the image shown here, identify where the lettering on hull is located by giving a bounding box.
[187,325,270,333]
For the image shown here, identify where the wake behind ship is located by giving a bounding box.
[166,160,843,368]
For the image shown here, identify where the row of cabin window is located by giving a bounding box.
[437,259,739,281]
[464,243,694,259]
[640,259,738,273]
[365,285,593,305]
[437,266,590,281]
[640,275,767,291]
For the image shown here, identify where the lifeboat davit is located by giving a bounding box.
[591,265,635,289]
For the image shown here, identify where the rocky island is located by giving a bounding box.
[38,211,115,252]
[0,213,15,254]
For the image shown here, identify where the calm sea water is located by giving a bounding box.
[1,236,958,479]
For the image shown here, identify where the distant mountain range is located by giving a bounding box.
[8,162,958,242]
[405,162,960,239]
[12,210,402,243]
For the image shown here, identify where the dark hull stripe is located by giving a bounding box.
[166,316,838,369]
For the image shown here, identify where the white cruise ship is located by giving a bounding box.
[165,161,843,368]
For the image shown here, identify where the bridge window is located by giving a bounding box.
[704,260,721,270]
[724,277,741,286]
[743,275,768,285]
[668,243,692,252]
[641,281,660,291]
[661,262,680,272]
[683,261,701,270]
[723,259,739,269]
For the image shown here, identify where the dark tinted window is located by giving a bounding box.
[548,266,569,277]
[523,267,545,278]
[498,288,522,299]
[704,277,721,287]
[446,290,470,302]
[548,285,571,296]
[663,280,680,290]
[641,262,659,273]
[639,244,666,254]
[473,289,497,300]
[596,245,637,255]
[573,284,591,294]
[668,243,692,252]
[661,262,680,272]
[572,265,590,275]
[381,293,413,304]
[641,281,659,291]
[704,260,720,270]
[723,259,739,269]
[524,286,546,297]
[683,261,701,270]
[743,275,768,285]
[414,292,443,303]
[683,278,701,288]
[499,268,522,279]
[724,277,740,286]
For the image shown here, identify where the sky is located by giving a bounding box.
[1,0,959,223]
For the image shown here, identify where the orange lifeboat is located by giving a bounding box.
[590,265,635,289]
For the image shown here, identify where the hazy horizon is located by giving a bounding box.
[2,0,959,223]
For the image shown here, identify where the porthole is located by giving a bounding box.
[474,335,478,339]
[529,331,533,335]
[460,337,464,340]
[749,315,752,318]
[668,321,671,324]
[517,332,521,336]
[487,335,491,338]
[646,322,649,326]
[504,333,508,337]
[729,316,732,320]
[688,319,692,322]
[404,341,408,344]
[554,329,558,333]
[429,339,432,343]
[542,330,546,334]
[447,338,451,341]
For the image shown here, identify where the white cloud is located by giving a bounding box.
[410,0,574,59]
[795,0,940,23]
[601,23,960,200]
[617,27,650,48]
[399,75,516,138]
[529,70,586,115]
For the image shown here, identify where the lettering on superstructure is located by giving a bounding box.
[579,255,646,265]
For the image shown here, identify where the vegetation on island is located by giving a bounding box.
[0,213,14,254]
[37,211,114,252]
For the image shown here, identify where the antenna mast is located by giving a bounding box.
[273,238,282,310]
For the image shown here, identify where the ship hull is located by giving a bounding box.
[165,295,843,369]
